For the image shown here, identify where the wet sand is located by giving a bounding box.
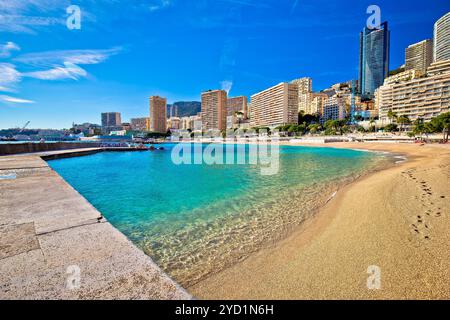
[189,142,450,299]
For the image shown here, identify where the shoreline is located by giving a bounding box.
[188,142,450,299]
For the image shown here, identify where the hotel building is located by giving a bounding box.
[434,12,450,62]
[227,96,248,119]
[376,59,450,122]
[167,117,181,130]
[201,90,228,131]
[149,96,167,133]
[250,82,298,127]
[180,114,202,131]
[101,112,121,127]
[101,112,122,134]
[290,78,313,113]
[322,96,347,121]
[359,21,390,97]
[405,39,433,73]
[130,117,150,131]
[310,92,328,115]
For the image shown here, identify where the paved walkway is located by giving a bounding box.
[0,149,191,299]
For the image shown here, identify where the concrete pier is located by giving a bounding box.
[0,149,192,299]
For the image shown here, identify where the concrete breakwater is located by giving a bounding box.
[0,142,102,156]
[0,149,192,300]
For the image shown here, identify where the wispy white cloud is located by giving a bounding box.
[14,47,122,68]
[0,0,69,33]
[0,63,22,91]
[0,0,70,34]
[14,47,122,82]
[0,42,20,58]
[0,0,66,13]
[148,0,172,12]
[0,95,35,104]
[0,45,123,105]
[23,62,87,81]
[0,15,64,34]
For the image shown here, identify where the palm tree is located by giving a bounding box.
[387,110,398,124]
[369,118,376,131]
[234,111,244,126]
[434,112,450,142]
[397,115,411,132]
[308,124,321,134]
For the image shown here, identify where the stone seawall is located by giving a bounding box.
[0,149,192,300]
[0,142,102,156]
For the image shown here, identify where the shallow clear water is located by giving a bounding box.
[48,144,392,286]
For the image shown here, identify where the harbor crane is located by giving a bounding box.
[19,121,30,133]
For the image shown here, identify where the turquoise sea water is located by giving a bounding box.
[48,143,392,286]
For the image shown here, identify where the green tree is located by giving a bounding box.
[431,112,450,142]
[387,110,398,124]
[308,124,321,134]
[397,115,411,132]
[369,118,376,131]
[356,125,366,133]
[384,123,398,132]
[354,115,363,122]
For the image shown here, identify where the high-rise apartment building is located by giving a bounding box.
[434,12,450,62]
[201,90,228,131]
[376,59,450,122]
[427,59,450,75]
[149,96,167,133]
[310,93,328,115]
[405,39,433,73]
[250,82,298,127]
[130,117,150,131]
[322,96,347,121]
[101,112,122,128]
[383,69,423,86]
[167,117,181,130]
[227,96,248,119]
[359,21,390,97]
[290,78,313,113]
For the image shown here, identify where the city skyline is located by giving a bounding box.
[0,0,448,129]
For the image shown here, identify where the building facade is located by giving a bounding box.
[290,78,313,113]
[227,96,248,119]
[359,21,390,97]
[130,117,150,131]
[167,117,181,130]
[201,90,228,131]
[434,12,450,62]
[250,82,298,127]
[149,96,167,133]
[101,112,121,128]
[310,93,328,115]
[405,39,433,73]
[377,59,450,122]
[180,114,202,131]
[322,96,346,121]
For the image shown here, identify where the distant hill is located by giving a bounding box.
[167,101,201,118]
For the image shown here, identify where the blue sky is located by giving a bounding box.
[0,0,448,129]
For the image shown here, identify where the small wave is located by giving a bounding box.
[394,155,407,164]
[326,191,338,203]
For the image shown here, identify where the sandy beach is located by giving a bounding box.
[189,142,450,299]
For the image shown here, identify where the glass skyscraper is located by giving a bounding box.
[359,21,390,98]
